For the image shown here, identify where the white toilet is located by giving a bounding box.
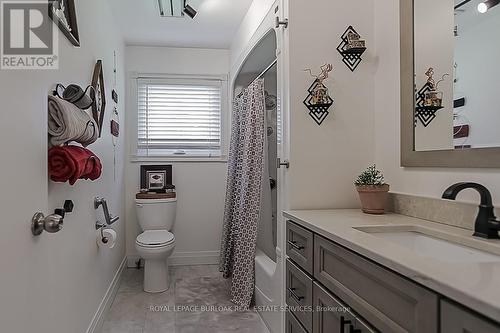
[135,197,177,293]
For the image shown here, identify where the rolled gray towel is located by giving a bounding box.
[48,95,98,147]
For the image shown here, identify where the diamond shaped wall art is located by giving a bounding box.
[337,26,367,72]
[414,68,448,127]
[303,64,334,126]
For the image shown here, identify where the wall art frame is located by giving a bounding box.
[91,60,106,137]
[303,64,334,126]
[337,26,367,72]
[48,0,80,47]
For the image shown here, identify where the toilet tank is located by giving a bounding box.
[135,198,177,231]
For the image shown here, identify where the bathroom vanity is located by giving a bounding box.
[284,210,500,333]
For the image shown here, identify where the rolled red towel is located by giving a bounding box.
[48,146,102,185]
[83,155,102,181]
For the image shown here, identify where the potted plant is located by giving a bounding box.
[354,165,390,214]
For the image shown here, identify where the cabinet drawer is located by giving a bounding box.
[286,259,313,332]
[441,300,500,333]
[287,221,314,275]
[314,235,438,333]
[286,311,308,333]
[313,282,376,333]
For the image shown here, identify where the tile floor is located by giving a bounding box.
[101,265,270,333]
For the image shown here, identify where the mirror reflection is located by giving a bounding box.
[414,0,500,151]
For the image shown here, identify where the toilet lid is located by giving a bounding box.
[136,230,174,247]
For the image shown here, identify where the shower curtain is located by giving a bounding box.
[219,79,266,308]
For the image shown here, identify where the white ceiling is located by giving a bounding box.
[108,0,253,49]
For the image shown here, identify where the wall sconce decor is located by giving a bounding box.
[303,64,334,126]
[337,26,367,72]
[415,68,449,127]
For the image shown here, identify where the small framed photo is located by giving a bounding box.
[140,165,173,192]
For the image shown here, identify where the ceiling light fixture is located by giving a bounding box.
[158,0,197,19]
[183,1,197,19]
[478,0,500,13]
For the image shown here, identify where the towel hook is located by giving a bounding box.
[94,197,119,236]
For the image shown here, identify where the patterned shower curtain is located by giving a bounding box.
[219,79,266,308]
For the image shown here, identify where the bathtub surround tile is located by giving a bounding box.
[388,192,500,231]
[101,265,269,333]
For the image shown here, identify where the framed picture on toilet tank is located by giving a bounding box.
[140,165,173,192]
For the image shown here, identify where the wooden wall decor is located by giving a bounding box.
[91,60,106,137]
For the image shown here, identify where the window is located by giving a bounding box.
[136,78,223,157]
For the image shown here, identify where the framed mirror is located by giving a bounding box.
[400,0,500,167]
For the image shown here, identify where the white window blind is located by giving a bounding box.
[137,78,222,157]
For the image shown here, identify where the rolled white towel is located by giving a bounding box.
[48,95,98,147]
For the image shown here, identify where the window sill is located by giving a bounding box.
[129,155,228,163]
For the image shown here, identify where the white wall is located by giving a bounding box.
[0,1,126,332]
[125,46,230,264]
[374,0,500,205]
[287,0,376,209]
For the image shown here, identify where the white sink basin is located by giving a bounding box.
[353,225,500,264]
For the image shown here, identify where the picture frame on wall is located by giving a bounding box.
[91,60,106,137]
[48,0,80,47]
[140,165,173,192]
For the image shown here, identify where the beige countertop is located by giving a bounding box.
[283,209,500,323]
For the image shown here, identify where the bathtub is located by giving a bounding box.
[255,247,283,333]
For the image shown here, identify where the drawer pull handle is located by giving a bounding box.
[288,288,305,302]
[288,240,305,250]
[340,316,352,333]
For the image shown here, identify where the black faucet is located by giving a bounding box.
[442,182,500,239]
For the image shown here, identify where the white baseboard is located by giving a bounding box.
[86,257,127,333]
[127,251,219,268]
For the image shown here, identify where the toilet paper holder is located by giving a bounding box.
[94,197,119,244]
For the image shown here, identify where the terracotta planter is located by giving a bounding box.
[355,184,390,214]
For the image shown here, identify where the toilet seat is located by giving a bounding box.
[136,230,175,248]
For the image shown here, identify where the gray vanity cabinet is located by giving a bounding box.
[314,234,438,333]
[286,259,313,332]
[313,282,376,333]
[286,311,309,333]
[312,282,351,333]
[287,222,314,275]
[441,300,500,333]
[285,220,500,333]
